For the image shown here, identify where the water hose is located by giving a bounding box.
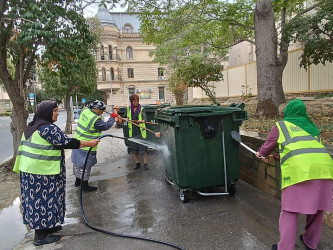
[79,134,184,250]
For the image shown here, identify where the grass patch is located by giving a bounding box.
[0,112,12,117]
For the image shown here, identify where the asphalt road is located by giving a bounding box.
[0,116,13,162]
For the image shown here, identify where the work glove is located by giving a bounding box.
[110,112,118,118]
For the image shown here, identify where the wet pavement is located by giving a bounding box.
[2,126,333,250]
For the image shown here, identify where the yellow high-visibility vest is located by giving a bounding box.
[13,131,62,175]
[127,106,147,138]
[74,108,102,151]
[276,121,333,189]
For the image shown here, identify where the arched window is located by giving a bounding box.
[108,45,112,60]
[110,67,114,80]
[102,67,106,81]
[124,25,132,33]
[100,44,105,60]
[126,46,133,59]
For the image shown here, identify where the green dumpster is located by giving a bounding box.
[118,104,170,147]
[155,104,248,202]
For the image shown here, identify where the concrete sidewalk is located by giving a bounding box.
[13,127,333,250]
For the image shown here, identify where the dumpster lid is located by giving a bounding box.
[143,103,170,112]
[155,104,246,123]
[157,105,243,115]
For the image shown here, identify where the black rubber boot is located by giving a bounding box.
[82,180,97,192]
[74,178,81,187]
[33,229,61,246]
[134,163,141,170]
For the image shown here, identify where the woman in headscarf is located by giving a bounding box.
[255,99,333,250]
[13,100,99,246]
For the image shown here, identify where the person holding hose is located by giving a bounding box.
[13,100,100,246]
[255,99,333,250]
[121,94,149,170]
[71,100,118,192]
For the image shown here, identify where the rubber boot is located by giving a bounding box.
[82,180,97,192]
[33,229,61,246]
[134,163,141,170]
[74,178,81,187]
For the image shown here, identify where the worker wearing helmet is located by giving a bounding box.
[71,100,118,192]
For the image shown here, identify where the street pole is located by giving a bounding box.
[110,75,114,109]
[110,45,117,111]
[75,94,78,109]
[34,85,36,113]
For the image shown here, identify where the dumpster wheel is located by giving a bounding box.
[228,183,236,196]
[179,189,188,203]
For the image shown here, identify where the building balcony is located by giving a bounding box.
[96,53,121,61]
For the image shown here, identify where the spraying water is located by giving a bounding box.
[128,137,170,158]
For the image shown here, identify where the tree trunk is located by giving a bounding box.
[0,67,29,159]
[11,104,29,159]
[254,0,285,117]
[201,85,217,104]
[65,93,73,134]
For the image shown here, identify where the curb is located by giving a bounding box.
[0,156,13,167]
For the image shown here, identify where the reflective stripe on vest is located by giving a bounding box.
[127,106,147,138]
[276,121,333,189]
[73,107,102,151]
[13,131,61,175]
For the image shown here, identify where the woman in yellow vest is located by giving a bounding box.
[122,94,149,170]
[256,99,333,250]
[13,100,99,246]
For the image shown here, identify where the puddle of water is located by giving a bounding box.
[0,197,28,250]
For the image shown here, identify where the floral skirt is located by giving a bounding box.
[20,165,66,229]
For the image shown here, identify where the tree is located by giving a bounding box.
[0,0,97,158]
[125,0,327,117]
[284,0,333,68]
[175,54,223,104]
[40,47,97,133]
[168,72,188,106]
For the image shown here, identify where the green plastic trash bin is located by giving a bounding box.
[118,104,170,147]
[155,104,248,202]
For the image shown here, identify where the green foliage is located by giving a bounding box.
[40,50,97,103]
[85,90,108,104]
[126,0,235,103]
[168,71,188,105]
[284,0,333,68]
[0,112,12,117]
[315,92,333,99]
[130,0,255,64]
[174,54,223,104]
[1,0,99,110]
[241,84,253,100]
[36,1,99,105]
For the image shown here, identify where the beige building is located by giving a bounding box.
[0,87,12,113]
[95,7,193,107]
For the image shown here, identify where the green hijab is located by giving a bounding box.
[283,99,320,136]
